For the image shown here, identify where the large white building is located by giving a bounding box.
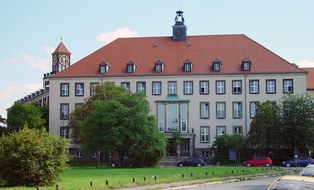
[21,11,308,158]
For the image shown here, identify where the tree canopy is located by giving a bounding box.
[6,101,45,133]
[69,82,166,167]
[248,94,314,156]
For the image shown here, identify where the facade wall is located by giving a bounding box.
[49,72,307,152]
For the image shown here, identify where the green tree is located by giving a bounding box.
[279,94,314,151]
[213,134,247,164]
[0,127,69,187]
[6,101,45,132]
[72,82,166,167]
[0,115,6,136]
[248,101,280,152]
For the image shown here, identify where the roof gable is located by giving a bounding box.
[53,42,71,54]
[51,34,305,78]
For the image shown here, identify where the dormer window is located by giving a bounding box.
[154,60,164,73]
[183,59,192,72]
[212,59,221,72]
[99,61,111,74]
[241,58,252,71]
[126,60,138,73]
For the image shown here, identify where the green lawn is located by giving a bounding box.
[2,166,280,190]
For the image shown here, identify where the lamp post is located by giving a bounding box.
[98,150,101,167]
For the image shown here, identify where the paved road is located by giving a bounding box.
[167,176,278,190]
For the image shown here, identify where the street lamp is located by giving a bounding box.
[98,150,101,167]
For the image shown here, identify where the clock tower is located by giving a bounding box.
[52,40,71,73]
[172,11,187,40]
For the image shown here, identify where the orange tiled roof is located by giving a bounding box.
[53,42,71,54]
[301,68,314,90]
[51,34,305,78]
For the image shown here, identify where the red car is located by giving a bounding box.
[243,157,272,167]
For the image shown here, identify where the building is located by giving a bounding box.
[302,68,314,99]
[21,11,307,158]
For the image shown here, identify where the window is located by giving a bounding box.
[183,81,193,95]
[283,79,293,93]
[168,81,177,95]
[60,83,69,96]
[250,102,258,118]
[99,61,111,74]
[75,83,84,96]
[180,104,188,132]
[183,59,192,72]
[266,79,276,94]
[216,126,226,136]
[75,103,83,108]
[91,152,98,159]
[152,81,161,95]
[212,59,221,72]
[126,61,137,73]
[121,82,130,90]
[200,127,209,143]
[242,59,251,71]
[157,104,165,132]
[200,102,209,119]
[90,83,99,96]
[60,103,69,120]
[154,60,164,73]
[166,104,179,132]
[233,102,242,119]
[249,80,259,94]
[136,82,146,93]
[200,81,209,95]
[60,127,69,138]
[233,126,243,135]
[216,102,226,119]
[216,80,225,94]
[76,150,82,159]
[232,80,242,94]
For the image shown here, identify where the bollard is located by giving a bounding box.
[212,171,215,175]
[144,176,147,181]
[90,181,93,187]
[132,177,136,183]
[182,174,185,178]
[205,172,208,176]
[154,176,157,180]
[190,173,193,177]
[105,180,109,185]
[56,184,60,190]
[36,187,40,190]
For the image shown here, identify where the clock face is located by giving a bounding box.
[59,55,69,65]
[175,28,183,37]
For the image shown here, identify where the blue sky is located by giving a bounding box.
[0,0,313,119]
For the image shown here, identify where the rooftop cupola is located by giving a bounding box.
[172,11,187,40]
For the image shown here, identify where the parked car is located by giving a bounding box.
[177,157,204,167]
[243,157,272,167]
[268,165,314,189]
[281,157,314,167]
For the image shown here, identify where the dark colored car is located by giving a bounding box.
[243,157,272,167]
[281,157,314,167]
[177,158,204,167]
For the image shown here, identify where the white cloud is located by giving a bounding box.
[17,53,50,71]
[0,83,42,118]
[96,27,139,44]
[42,45,54,54]
[297,60,314,68]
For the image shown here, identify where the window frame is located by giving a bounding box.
[216,80,226,94]
[200,126,210,143]
[283,79,293,93]
[183,81,193,95]
[168,81,177,95]
[250,101,258,118]
[199,80,209,95]
[60,83,69,97]
[60,103,69,120]
[232,102,242,119]
[75,83,84,96]
[232,80,242,94]
[266,79,276,94]
[152,81,162,95]
[200,102,209,119]
[136,81,146,93]
[60,126,69,138]
[216,102,226,119]
[121,82,130,90]
[90,82,99,96]
[233,126,243,135]
[249,80,259,94]
[216,126,226,136]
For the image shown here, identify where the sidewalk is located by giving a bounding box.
[118,173,280,190]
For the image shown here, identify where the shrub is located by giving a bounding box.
[0,127,69,187]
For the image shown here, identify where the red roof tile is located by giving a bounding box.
[51,34,305,78]
[53,42,71,54]
[301,68,314,89]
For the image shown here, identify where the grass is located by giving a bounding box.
[2,166,281,190]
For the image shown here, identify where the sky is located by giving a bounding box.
[0,0,314,119]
